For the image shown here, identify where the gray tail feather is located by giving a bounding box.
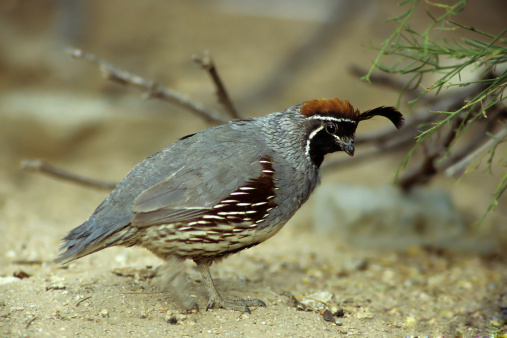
[55,216,132,264]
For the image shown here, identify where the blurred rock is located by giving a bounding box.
[313,183,496,252]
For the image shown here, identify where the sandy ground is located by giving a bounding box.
[1,1,507,336]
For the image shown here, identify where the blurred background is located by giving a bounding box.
[1,1,507,335]
[1,0,506,260]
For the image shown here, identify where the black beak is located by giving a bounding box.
[341,140,355,157]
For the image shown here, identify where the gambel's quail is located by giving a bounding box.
[56,98,403,312]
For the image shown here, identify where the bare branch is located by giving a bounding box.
[397,109,467,190]
[445,124,507,178]
[355,114,427,145]
[440,107,506,173]
[67,48,230,124]
[321,130,413,172]
[349,65,503,191]
[21,159,117,190]
[192,51,240,119]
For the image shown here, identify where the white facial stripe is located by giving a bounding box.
[305,125,324,159]
[306,123,351,160]
[308,115,357,124]
[332,134,343,142]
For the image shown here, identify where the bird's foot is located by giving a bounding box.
[206,296,266,313]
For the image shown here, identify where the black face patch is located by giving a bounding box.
[306,119,357,167]
[326,121,356,138]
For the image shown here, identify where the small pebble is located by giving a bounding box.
[322,310,335,322]
[356,310,375,319]
[10,306,25,311]
[322,310,342,325]
[334,309,345,317]
[13,270,30,279]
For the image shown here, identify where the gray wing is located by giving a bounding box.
[131,134,266,227]
[56,122,265,262]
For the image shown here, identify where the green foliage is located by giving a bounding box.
[365,0,507,221]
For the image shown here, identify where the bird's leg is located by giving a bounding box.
[194,259,266,313]
[157,258,199,312]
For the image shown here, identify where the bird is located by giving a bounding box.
[55,97,403,313]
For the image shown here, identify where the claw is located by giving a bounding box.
[206,299,215,312]
[195,260,266,313]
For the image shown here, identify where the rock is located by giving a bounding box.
[299,291,334,311]
[313,183,476,251]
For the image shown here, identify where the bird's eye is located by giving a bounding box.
[325,123,337,135]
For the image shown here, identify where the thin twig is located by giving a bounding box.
[21,159,117,190]
[76,296,92,307]
[445,125,507,177]
[397,111,465,190]
[322,131,413,172]
[350,64,503,191]
[439,107,505,172]
[119,291,162,295]
[25,316,37,329]
[12,260,43,265]
[355,113,426,145]
[192,51,240,119]
[349,65,424,102]
[395,70,502,190]
[67,48,230,124]
[294,295,337,309]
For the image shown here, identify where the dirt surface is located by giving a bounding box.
[1,1,507,337]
